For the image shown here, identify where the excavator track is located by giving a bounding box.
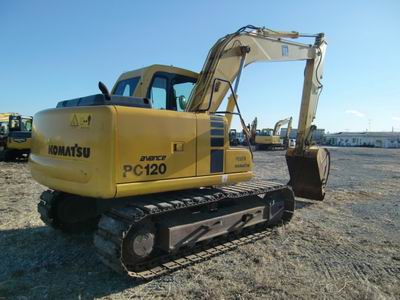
[94,179,295,279]
[37,190,59,227]
[38,190,99,233]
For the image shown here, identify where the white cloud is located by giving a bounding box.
[392,117,400,121]
[345,110,365,118]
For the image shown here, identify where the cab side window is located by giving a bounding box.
[149,77,167,110]
[22,119,32,132]
[173,80,196,112]
[113,77,140,97]
[9,117,20,131]
[0,123,8,135]
[147,72,197,111]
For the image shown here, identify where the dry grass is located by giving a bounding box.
[0,147,399,299]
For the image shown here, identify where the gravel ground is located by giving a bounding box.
[0,147,399,299]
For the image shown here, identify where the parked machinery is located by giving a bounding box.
[229,129,240,146]
[255,117,293,150]
[0,113,32,161]
[30,26,330,278]
[243,117,258,146]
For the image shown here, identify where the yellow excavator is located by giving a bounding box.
[255,117,293,150]
[229,129,240,146]
[0,113,32,161]
[30,25,330,278]
[244,117,258,145]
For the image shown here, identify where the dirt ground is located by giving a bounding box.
[0,147,399,299]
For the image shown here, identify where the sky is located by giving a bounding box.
[0,0,399,133]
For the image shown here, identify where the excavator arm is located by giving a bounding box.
[273,117,293,149]
[187,25,330,200]
[250,117,258,144]
[273,117,292,136]
[186,25,325,152]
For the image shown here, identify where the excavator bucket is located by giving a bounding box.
[285,147,330,201]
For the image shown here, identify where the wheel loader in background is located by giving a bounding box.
[30,25,330,278]
[0,113,32,161]
[255,117,293,150]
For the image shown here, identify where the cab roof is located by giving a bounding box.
[116,64,198,82]
[112,64,199,98]
[0,113,18,122]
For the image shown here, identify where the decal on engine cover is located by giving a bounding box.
[123,155,167,177]
[234,155,250,168]
[70,113,92,128]
[48,144,91,158]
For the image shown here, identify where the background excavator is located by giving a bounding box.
[0,113,32,161]
[243,117,258,146]
[229,129,240,146]
[254,117,293,150]
[30,25,330,278]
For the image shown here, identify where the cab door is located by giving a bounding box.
[116,73,197,184]
[146,72,196,112]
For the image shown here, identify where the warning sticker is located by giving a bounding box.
[70,113,92,128]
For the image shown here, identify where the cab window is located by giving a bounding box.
[0,122,8,135]
[114,77,140,96]
[147,72,197,111]
[22,118,32,132]
[172,78,196,112]
[9,117,20,131]
[149,76,168,109]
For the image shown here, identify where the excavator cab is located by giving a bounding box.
[260,128,272,136]
[111,65,198,112]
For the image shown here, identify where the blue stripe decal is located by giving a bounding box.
[210,149,224,173]
[211,137,224,147]
[210,121,224,128]
[210,129,224,136]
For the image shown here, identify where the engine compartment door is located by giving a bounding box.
[115,107,196,183]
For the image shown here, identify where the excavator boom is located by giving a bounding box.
[187,25,329,200]
[273,117,292,136]
[187,26,325,151]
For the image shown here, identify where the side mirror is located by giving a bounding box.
[178,95,188,110]
[98,81,111,100]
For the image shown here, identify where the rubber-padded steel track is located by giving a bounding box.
[94,179,294,279]
[38,190,99,232]
[37,190,58,227]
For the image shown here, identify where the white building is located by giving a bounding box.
[326,132,400,148]
[280,128,326,143]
